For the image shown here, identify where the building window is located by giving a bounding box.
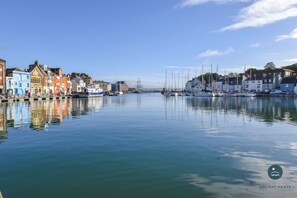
[27,75,29,80]
[15,82,17,86]
[27,83,29,88]
[19,83,22,87]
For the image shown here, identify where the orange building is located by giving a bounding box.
[0,59,6,95]
[51,68,69,96]
[65,74,72,95]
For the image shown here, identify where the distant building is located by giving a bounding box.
[215,80,224,92]
[71,74,86,93]
[0,59,6,95]
[185,80,192,93]
[111,83,117,92]
[80,73,93,85]
[93,81,112,92]
[6,68,30,96]
[226,77,242,92]
[65,74,72,95]
[116,81,129,92]
[280,77,297,93]
[244,77,263,92]
[191,77,203,91]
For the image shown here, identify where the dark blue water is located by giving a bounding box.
[0,94,297,198]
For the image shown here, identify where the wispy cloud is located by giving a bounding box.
[178,0,297,31]
[276,27,297,41]
[197,47,234,58]
[177,0,250,8]
[220,0,297,31]
[250,43,261,48]
[283,58,297,62]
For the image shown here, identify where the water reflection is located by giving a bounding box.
[164,97,297,125]
[0,98,103,132]
[0,94,297,197]
[163,96,297,197]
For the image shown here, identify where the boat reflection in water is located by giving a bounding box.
[164,96,297,197]
[164,96,297,125]
[1,94,297,198]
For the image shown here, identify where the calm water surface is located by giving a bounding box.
[1,94,297,198]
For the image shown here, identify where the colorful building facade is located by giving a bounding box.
[6,68,30,96]
[0,59,6,95]
[28,61,48,96]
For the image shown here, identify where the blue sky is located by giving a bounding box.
[1,0,297,87]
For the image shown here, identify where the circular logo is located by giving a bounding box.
[268,164,283,180]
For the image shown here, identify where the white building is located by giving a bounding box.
[244,78,263,92]
[215,81,224,92]
[71,76,86,93]
[6,76,14,96]
[185,81,192,93]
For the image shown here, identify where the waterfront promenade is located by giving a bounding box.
[0,95,72,103]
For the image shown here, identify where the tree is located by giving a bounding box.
[264,62,276,70]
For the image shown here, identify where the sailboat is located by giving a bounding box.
[194,65,213,97]
[161,69,171,97]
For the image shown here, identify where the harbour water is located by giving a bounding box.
[0,94,297,198]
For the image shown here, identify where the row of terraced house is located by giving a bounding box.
[0,59,114,98]
[185,66,297,94]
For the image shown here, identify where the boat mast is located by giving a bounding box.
[224,70,227,92]
[244,65,246,92]
[202,65,204,91]
[210,64,213,92]
[165,68,167,91]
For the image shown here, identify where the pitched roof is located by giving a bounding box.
[28,65,47,76]
[6,67,26,76]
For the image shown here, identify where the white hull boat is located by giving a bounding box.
[77,85,104,98]
[194,92,213,97]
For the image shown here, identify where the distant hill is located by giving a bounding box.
[282,63,297,72]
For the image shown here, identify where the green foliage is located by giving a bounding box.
[264,62,276,70]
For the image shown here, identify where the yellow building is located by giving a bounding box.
[28,61,47,96]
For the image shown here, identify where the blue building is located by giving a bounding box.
[6,68,30,96]
[280,77,297,93]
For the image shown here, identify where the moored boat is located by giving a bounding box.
[243,92,257,97]
[194,91,213,97]
[77,85,104,98]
